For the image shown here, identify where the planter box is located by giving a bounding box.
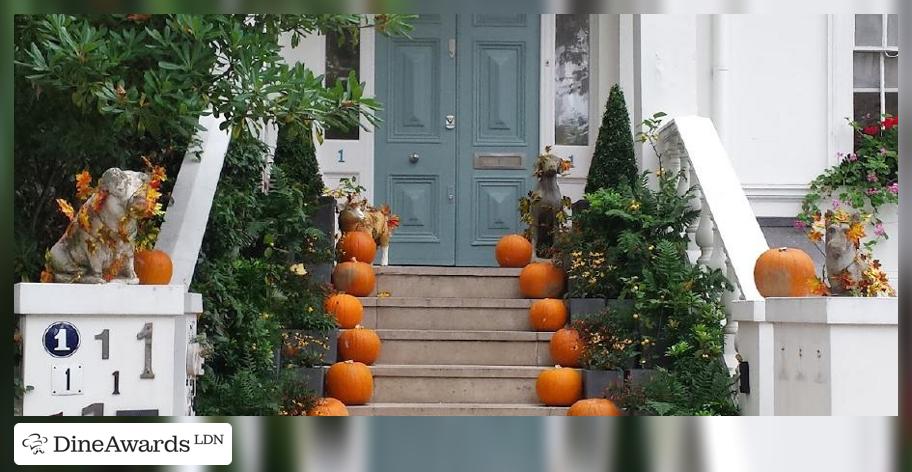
[290,366,325,396]
[568,298,634,321]
[732,297,897,415]
[626,368,657,386]
[568,298,606,320]
[308,196,338,286]
[582,369,624,398]
[279,328,339,367]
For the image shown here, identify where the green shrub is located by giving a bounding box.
[584,84,638,193]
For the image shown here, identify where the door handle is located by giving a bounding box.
[408,152,420,163]
[447,186,455,202]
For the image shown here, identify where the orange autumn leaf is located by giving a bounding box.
[847,223,866,245]
[56,199,75,221]
[91,189,109,213]
[77,208,91,231]
[75,170,93,200]
[807,276,830,296]
[103,256,125,282]
[40,270,54,283]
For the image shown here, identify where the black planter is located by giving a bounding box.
[568,298,607,320]
[626,368,657,386]
[279,328,339,367]
[305,263,334,286]
[291,366,325,396]
[583,369,625,398]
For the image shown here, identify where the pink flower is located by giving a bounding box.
[845,153,858,162]
[866,187,879,196]
[793,220,807,231]
[832,198,842,209]
[867,172,878,183]
[880,148,888,155]
[874,223,886,237]
[889,182,899,194]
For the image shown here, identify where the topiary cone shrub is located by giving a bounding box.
[585,84,638,194]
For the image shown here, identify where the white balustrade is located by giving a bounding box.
[657,116,769,373]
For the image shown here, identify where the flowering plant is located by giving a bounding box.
[796,115,898,249]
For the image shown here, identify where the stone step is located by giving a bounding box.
[371,266,523,299]
[374,330,553,366]
[360,297,533,331]
[368,365,560,404]
[348,402,568,416]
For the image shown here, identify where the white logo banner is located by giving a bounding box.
[15,422,232,465]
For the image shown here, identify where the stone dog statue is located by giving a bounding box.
[46,168,150,284]
[824,210,867,296]
[531,147,571,258]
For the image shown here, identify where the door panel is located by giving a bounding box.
[456,15,539,265]
[375,15,457,265]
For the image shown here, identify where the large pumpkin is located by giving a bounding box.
[753,247,816,297]
[326,360,373,405]
[332,261,376,297]
[529,298,568,331]
[307,397,350,416]
[549,328,582,367]
[325,293,364,329]
[134,249,173,285]
[338,326,382,365]
[567,398,622,416]
[536,366,582,406]
[338,231,377,264]
[519,262,566,298]
[495,234,533,268]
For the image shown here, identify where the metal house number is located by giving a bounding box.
[136,322,155,379]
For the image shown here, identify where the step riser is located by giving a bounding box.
[363,307,530,331]
[376,340,552,366]
[372,377,539,404]
[373,275,522,299]
[348,406,568,416]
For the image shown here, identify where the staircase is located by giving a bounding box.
[346,266,568,416]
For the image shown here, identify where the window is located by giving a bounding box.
[554,14,590,146]
[325,29,360,140]
[853,14,898,124]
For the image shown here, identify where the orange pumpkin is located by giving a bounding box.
[567,398,622,416]
[134,249,173,285]
[332,261,376,297]
[338,231,377,264]
[549,328,582,367]
[529,298,568,331]
[325,293,364,329]
[495,234,533,268]
[519,262,566,298]
[326,360,373,405]
[536,365,582,406]
[307,397,350,416]
[338,326,382,365]
[753,247,816,297]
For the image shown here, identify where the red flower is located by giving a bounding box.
[863,125,881,136]
[883,116,898,130]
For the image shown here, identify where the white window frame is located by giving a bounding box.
[852,14,899,119]
[540,14,600,184]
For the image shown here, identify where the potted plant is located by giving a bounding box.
[574,313,635,399]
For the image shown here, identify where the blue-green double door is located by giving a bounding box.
[375,15,540,266]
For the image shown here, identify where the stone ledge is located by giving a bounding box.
[375,329,553,342]
[370,364,556,378]
[14,283,189,316]
[373,266,522,277]
[358,297,532,308]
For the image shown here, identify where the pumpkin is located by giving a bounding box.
[134,249,173,285]
[326,360,373,405]
[338,231,377,264]
[549,328,582,367]
[338,208,362,233]
[325,293,364,329]
[332,261,376,297]
[753,247,816,297]
[567,398,622,416]
[338,326,382,365]
[495,234,533,268]
[307,397,350,416]
[536,365,582,406]
[519,262,566,298]
[529,298,568,331]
